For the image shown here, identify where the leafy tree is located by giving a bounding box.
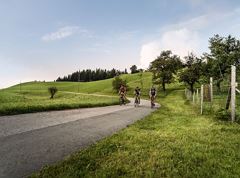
[150,50,182,92]
[130,65,139,74]
[204,35,240,91]
[179,53,202,94]
[48,87,58,99]
[112,76,127,93]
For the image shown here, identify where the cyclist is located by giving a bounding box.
[134,86,141,107]
[149,86,157,108]
[119,84,127,105]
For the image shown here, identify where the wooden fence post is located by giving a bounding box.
[231,65,236,122]
[201,85,203,114]
[210,77,213,102]
[226,87,231,110]
[196,88,199,103]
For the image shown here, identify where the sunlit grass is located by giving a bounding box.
[0,90,118,116]
[7,72,154,95]
[30,90,240,177]
[0,72,154,115]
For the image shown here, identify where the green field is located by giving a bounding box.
[7,72,154,95]
[2,72,240,177]
[0,90,119,116]
[0,72,155,116]
[30,89,240,178]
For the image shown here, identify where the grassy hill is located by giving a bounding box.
[7,72,153,95]
[0,72,155,116]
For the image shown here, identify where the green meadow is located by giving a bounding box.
[2,72,240,177]
[7,72,153,95]
[30,89,240,178]
[0,72,154,116]
[0,90,119,116]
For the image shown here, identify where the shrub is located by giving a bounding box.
[215,108,230,121]
[112,76,127,93]
[215,108,240,123]
[48,87,58,99]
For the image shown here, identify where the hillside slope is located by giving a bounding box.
[0,72,154,115]
[7,72,153,95]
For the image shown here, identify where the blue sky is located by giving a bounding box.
[0,0,240,88]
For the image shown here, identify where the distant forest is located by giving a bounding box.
[56,68,128,82]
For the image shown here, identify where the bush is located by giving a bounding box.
[215,108,231,121]
[112,76,127,93]
[48,87,58,99]
[215,108,240,123]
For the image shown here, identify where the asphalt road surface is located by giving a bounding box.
[0,98,159,178]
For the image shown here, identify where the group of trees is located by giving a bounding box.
[56,68,128,82]
[204,35,240,91]
[150,34,240,93]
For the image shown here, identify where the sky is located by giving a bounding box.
[0,0,240,88]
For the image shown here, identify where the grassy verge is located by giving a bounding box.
[0,90,119,116]
[189,87,240,122]
[30,90,240,177]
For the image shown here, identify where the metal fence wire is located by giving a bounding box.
[185,66,240,122]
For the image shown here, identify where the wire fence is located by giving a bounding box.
[185,66,240,122]
[185,85,233,115]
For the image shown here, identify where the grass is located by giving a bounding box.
[0,72,155,115]
[0,90,119,116]
[8,72,154,95]
[189,86,240,122]
[30,89,240,178]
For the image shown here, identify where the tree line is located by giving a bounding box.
[56,68,128,82]
[150,34,240,93]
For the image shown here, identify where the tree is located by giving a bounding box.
[204,35,240,91]
[150,50,182,92]
[112,76,127,93]
[110,68,117,77]
[130,65,139,74]
[48,87,58,99]
[179,53,202,94]
[56,68,127,82]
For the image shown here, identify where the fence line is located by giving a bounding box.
[184,65,239,123]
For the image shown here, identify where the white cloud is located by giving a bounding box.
[139,8,240,69]
[41,26,89,41]
[140,28,201,68]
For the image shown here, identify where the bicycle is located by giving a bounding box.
[134,95,140,107]
[150,95,155,108]
[119,93,126,105]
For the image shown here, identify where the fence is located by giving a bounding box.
[185,65,240,122]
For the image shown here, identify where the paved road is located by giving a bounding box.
[0,99,159,178]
